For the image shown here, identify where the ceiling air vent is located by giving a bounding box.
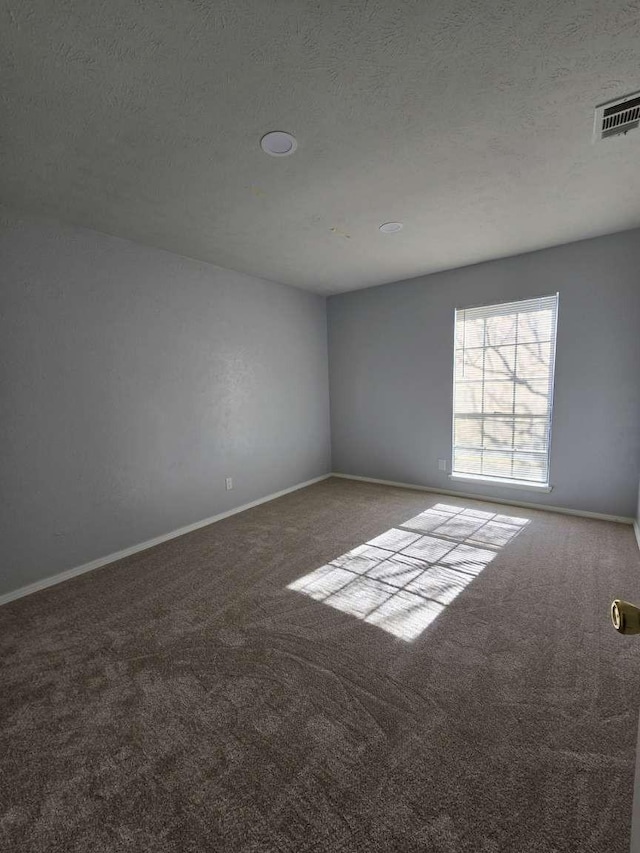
[593,91,640,142]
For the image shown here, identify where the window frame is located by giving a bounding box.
[450,293,559,490]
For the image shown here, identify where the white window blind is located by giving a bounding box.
[452,294,558,486]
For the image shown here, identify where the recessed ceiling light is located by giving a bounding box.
[260,131,297,157]
[379,222,403,234]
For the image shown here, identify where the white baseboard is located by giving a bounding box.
[331,472,635,525]
[634,521,640,553]
[0,474,331,607]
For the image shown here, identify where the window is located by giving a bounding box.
[452,294,558,488]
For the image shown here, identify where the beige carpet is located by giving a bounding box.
[1,477,640,852]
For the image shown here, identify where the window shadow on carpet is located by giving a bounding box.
[287,503,530,641]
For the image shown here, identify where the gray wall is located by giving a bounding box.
[328,230,640,518]
[0,209,330,597]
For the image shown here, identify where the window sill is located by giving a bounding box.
[449,473,553,493]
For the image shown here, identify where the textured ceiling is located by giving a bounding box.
[1,0,640,294]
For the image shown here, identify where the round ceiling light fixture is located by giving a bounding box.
[379,221,403,234]
[260,131,298,157]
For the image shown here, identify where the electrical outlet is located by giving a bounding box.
[438,459,447,472]
[225,477,233,491]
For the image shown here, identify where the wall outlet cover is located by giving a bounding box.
[225,477,233,490]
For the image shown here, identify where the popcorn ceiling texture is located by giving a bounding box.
[1,0,640,293]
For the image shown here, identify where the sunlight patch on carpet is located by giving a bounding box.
[288,503,530,641]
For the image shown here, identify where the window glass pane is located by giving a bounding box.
[516,341,552,378]
[481,450,514,478]
[456,348,484,380]
[512,452,547,481]
[513,419,548,453]
[517,308,554,344]
[453,450,482,474]
[484,345,515,379]
[462,316,486,348]
[514,380,550,415]
[483,381,515,414]
[483,417,514,450]
[485,313,517,346]
[455,381,482,412]
[454,417,482,448]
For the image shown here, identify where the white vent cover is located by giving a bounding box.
[593,91,640,142]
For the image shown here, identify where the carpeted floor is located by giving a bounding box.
[1,477,640,852]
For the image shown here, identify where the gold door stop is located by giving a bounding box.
[611,600,640,634]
